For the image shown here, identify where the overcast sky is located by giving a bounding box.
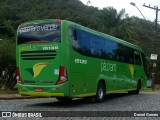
[80,0,160,22]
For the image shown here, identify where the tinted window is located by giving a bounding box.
[70,28,91,56]
[115,44,134,64]
[70,28,141,65]
[90,35,105,58]
[105,40,118,60]
[125,48,134,64]
[17,22,61,45]
[134,51,142,65]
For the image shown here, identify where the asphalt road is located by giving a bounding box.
[0,92,160,120]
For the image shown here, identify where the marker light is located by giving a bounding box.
[16,67,23,84]
[57,19,62,23]
[56,66,68,85]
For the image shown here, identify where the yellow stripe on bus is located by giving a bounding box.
[19,92,64,97]
[71,93,96,97]
[107,89,136,94]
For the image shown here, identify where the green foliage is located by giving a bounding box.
[0,38,15,68]
[99,7,125,34]
[0,0,160,74]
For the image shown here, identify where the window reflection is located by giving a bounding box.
[70,28,142,65]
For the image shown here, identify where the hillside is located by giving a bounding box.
[0,0,100,37]
[0,0,160,75]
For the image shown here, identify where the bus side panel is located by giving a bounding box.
[64,20,147,98]
[69,51,99,97]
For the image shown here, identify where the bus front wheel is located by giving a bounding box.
[134,81,141,94]
[128,81,141,94]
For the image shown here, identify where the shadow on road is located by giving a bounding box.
[29,92,137,108]
[105,92,130,101]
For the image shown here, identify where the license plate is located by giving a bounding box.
[34,88,43,92]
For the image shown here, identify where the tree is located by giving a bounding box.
[99,7,125,36]
[0,38,15,69]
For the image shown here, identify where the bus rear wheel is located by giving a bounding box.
[95,82,105,103]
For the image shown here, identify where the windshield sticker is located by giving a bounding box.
[19,24,58,34]
[101,61,117,72]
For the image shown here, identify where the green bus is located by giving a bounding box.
[16,19,147,102]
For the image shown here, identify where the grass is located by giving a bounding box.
[142,87,160,92]
[0,90,18,94]
[0,84,18,94]
[0,88,18,94]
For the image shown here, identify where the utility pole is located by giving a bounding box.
[143,4,160,52]
[143,3,160,91]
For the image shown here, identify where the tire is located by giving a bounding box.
[95,82,105,103]
[56,97,72,102]
[128,81,141,95]
[134,81,141,94]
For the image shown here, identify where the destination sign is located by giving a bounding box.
[18,24,58,34]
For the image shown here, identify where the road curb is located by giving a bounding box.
[0,96,38,100]
[0,94,45,100]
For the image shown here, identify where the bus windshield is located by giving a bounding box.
[17,21,61,45]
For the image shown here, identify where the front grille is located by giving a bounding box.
[21,50,57,60]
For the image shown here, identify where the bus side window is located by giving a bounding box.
[73,30,77,41]
[70,28,80,52]
[134,51,141,65]
[124,48,133,64]
[129,58,133,64]
[76,29,91,56]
